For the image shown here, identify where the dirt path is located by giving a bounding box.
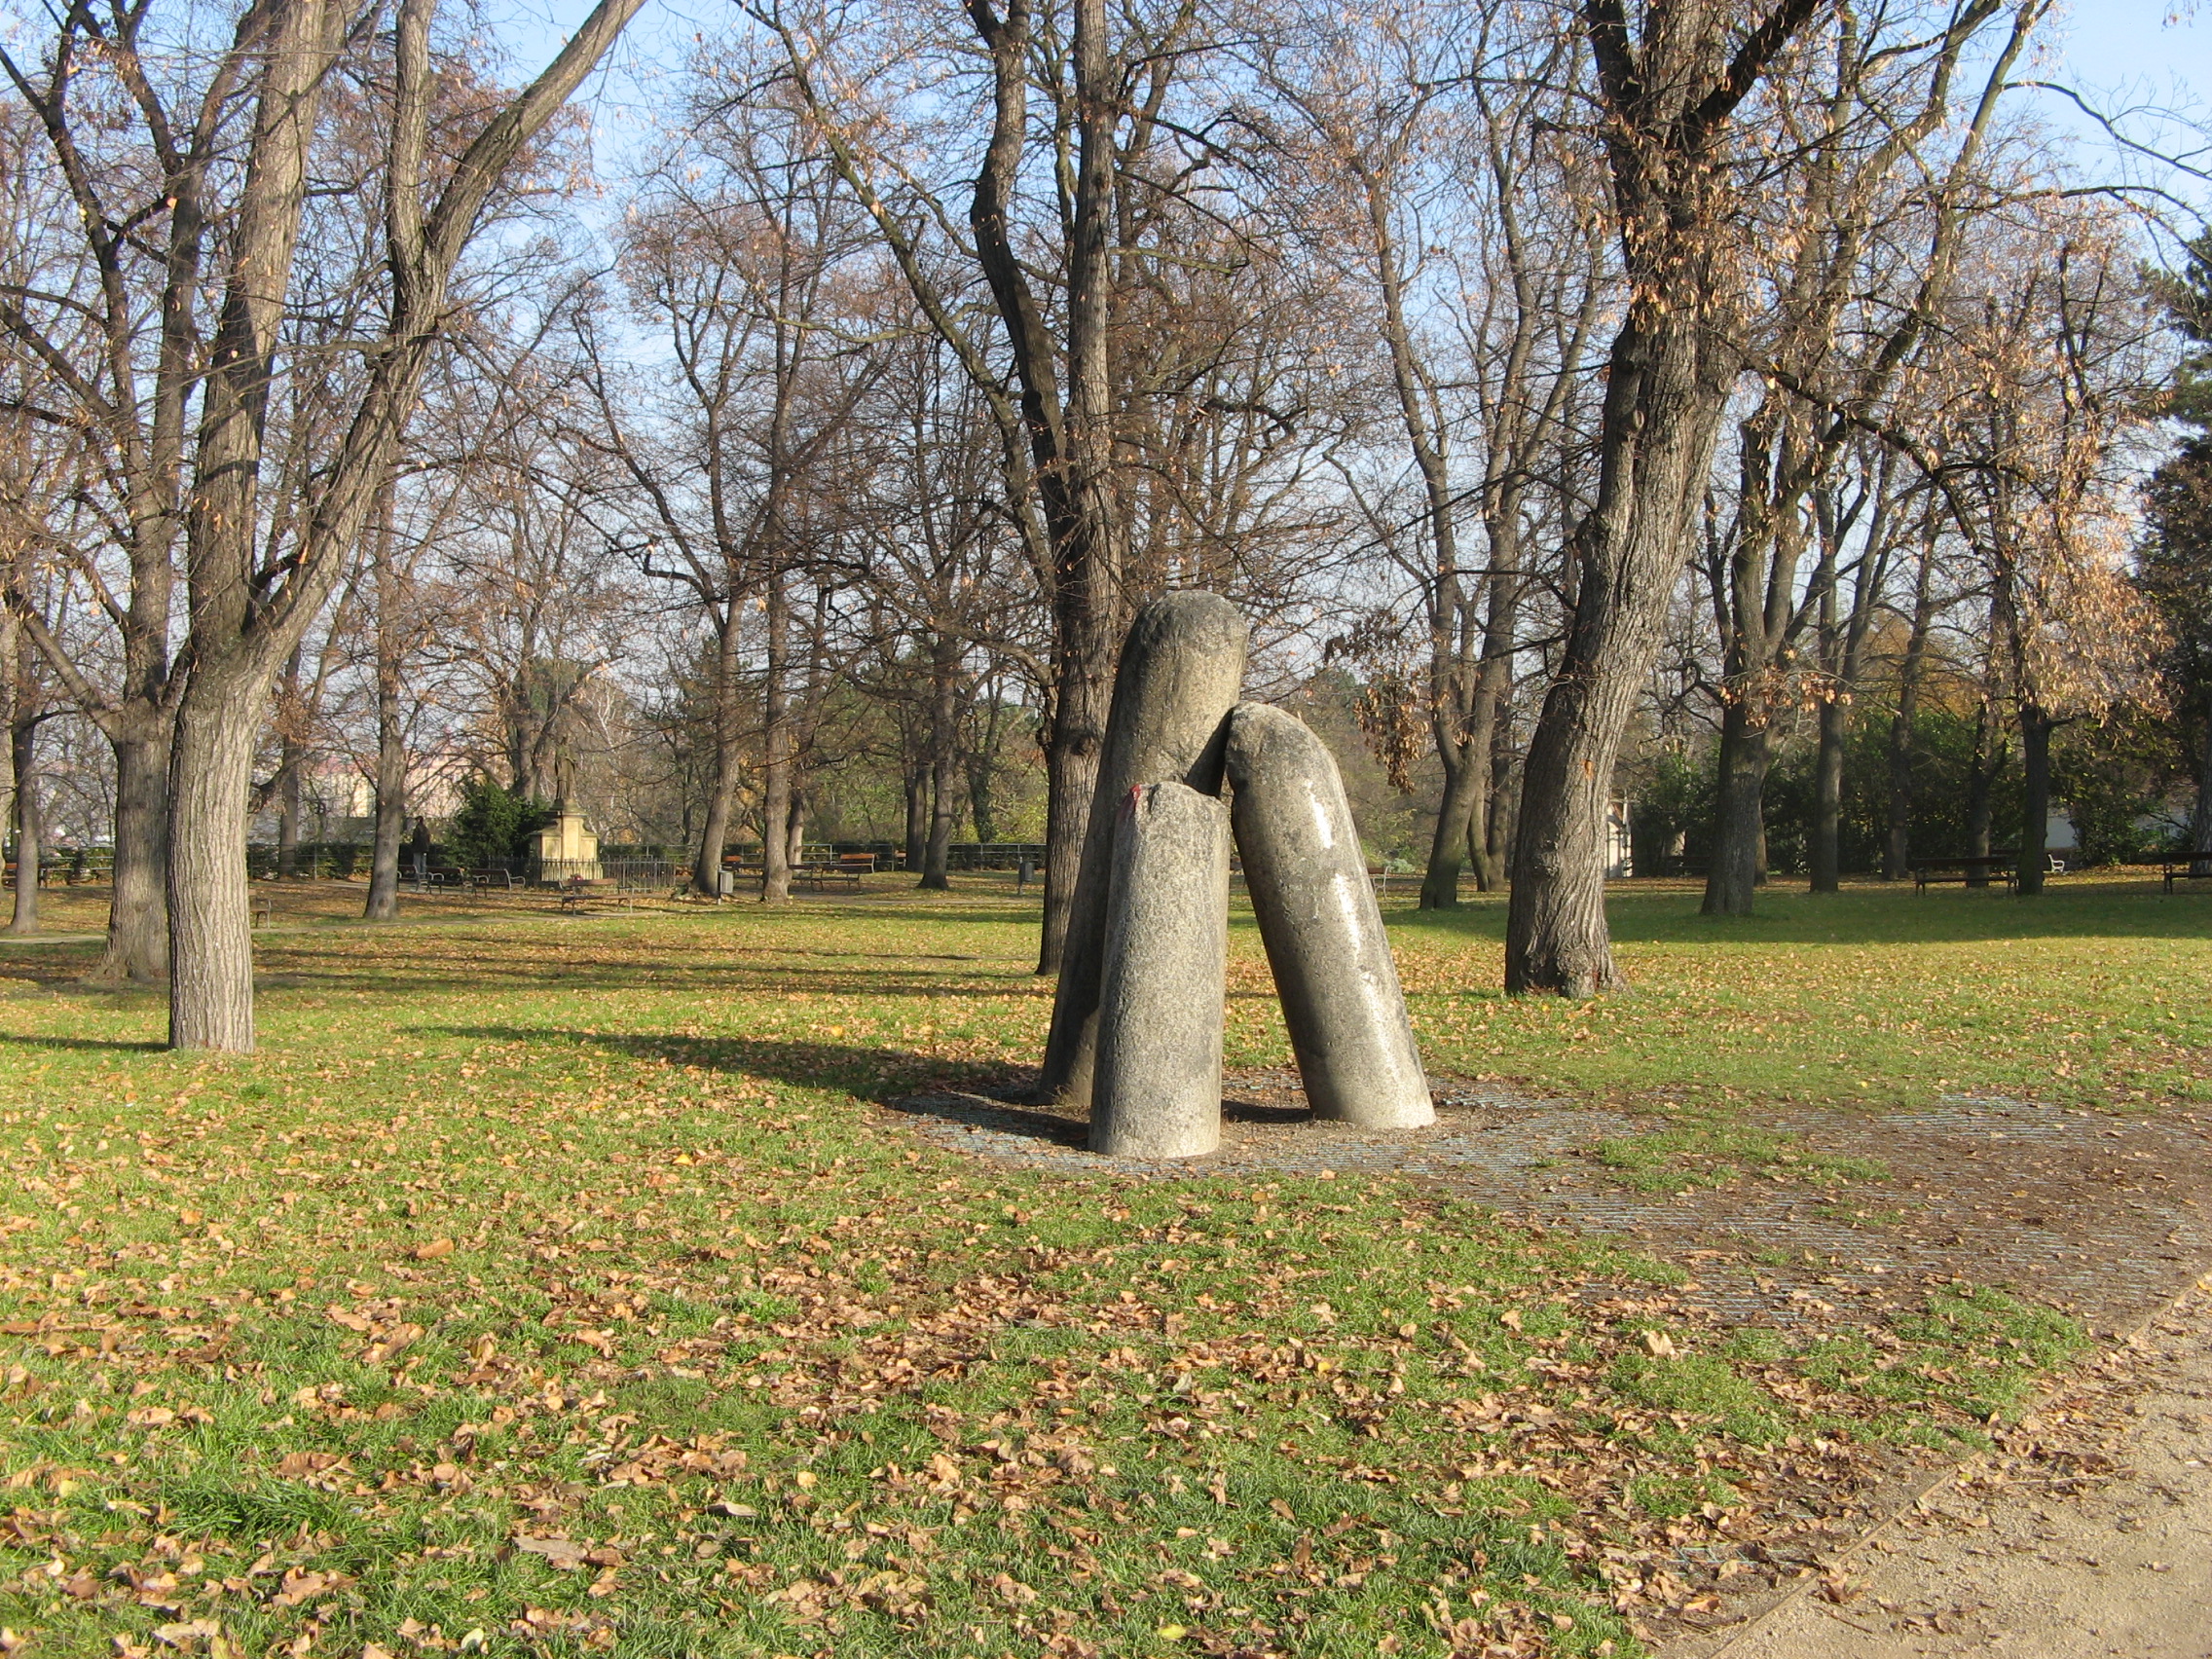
[892,1074,2212,1336]
[1671,1277,2212,1658]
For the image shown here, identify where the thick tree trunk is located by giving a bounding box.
[759,578,792,903]
[1702,702,1771,915]
[920,643,960,890]
[962,0,1120,975]
[9,720,38,937]
[967,693,1003,845]
[1965,701,2000,885]
[0,629,12,908]
[692,614,744,899]
[1420,628,1511,908]
[1478,708,1516,889]
[2016,704,2053,897]
[1507,426,1700,996]
[903,762,928,874]
[1037,653,1110,972]
[1883,542,1936,879]
[364,686,406,919]
[364,477,405,921]
[1505,195,1741,982]
[275,647,303,878]
[2191,714,2212,877]
[1811,694,1846,892]
[786,791,805,870]
[276,754,301,877]
[166,672,262,1051]
[96,728,171,981]
[1420,745,1480,909]
[1507,663,1632,996]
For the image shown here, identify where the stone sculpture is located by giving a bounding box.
[1225,702,1433,1128]
[1057,595,1434,1158]
[1041,591,1249,1108]
[1089,782,1231,1158]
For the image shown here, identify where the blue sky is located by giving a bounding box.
[502,0,2212,231]
[2060,0,2210,97]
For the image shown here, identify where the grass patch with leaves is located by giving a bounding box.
[1586,1125,1889,1194]
[0,883,2149,1656]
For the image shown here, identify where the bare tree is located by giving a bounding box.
[1696,0,2034,916]
[1263,3,1603,907]
[166,0,640,1049]
[574,85,876,901]
[1504,0,1831,994]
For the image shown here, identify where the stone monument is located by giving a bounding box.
[534,810,601,883]
[1062,595,1433,1157]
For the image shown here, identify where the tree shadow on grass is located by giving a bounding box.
[1388,878,2212,948]
[425,1023,1031,1102]
[281,945,1050,1000]
[424,1024,1312,1150]
[0,1032,166,1052]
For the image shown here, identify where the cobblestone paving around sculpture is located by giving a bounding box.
[884,1075,2212,1336]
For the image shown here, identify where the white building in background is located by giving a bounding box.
[1606,796,1634,878]
[251,749,475,845]
[328,750,471,823]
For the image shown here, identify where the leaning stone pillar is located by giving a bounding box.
[1226,702,1433,1128]
[1042,593,1248,1108]
[1090,782,1231,1159]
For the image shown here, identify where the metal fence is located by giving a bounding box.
[603,857,682,893]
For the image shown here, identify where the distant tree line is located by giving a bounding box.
[1,0,2206,1052]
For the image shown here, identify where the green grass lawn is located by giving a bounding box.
[0,874,2200,1658]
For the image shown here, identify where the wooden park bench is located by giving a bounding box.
[793,852,873,892]
[1912,854,2019,893]
[2163,858,2212,895]
[469,867,518,891]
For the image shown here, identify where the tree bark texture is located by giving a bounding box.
[963,0,1124,975]
[2016,705,2053,896]
[9,719,38,937]
[759,577,793,902]
[1702,701,1772,915]
[365,699,407,920]
[275,648,304,877]
[102,729,171,979]
[1811,693,1846,892]
[1884,537,1937,879]
[1506,307,1731,991]
[2190,716,2212,877]
[163,0,645,1048]
[903,762,927,874]
[920,639,960,890]
[364,479,406,919]
[166,676,262,1051]
[1507,0,1826,993]
[692,614,746,899]
[1965,700,2000,884]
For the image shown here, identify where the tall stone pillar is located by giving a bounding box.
[1042,593,1248,1107]
[1090,782,1231,1159]
[1226,701,1433,1128]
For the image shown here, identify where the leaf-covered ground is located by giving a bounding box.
[0,876,2200,1657]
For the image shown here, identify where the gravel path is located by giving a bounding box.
[886,1074,2212,1334]
[1673,1277,2212,1658]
